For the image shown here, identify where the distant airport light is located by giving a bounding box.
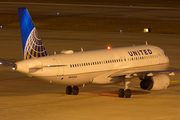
[130,5,132,7]
[107,46,111,50]
[57,12,59,15]
[0,62,2,65]
[144,28,151,33]
[120,30,122,33]
[0,26,2,28]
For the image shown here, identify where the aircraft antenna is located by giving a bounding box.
[145,41,148,45]
[81,47,83,52]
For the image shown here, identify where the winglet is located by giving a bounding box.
[18,8,49,59]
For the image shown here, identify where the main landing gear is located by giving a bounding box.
[66,86,79,95]
[118,89,131,98]
[65,78,132,98]
[118,78,132,98]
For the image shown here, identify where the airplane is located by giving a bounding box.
[12,7,178,98]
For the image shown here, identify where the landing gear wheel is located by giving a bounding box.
[118,89,124,98]
[124,89,131,98]
[72,86,79,95]
[66,86,72,95]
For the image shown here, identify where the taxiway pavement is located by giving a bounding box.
[0,2,180,20]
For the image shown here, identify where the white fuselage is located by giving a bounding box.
[15,45,169,86]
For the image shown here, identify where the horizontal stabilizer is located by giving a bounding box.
[29,64,67,73]
[0,60,16,67]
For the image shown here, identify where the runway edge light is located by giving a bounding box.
[144,28,151,33]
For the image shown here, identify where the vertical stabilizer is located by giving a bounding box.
[18,8,49,59]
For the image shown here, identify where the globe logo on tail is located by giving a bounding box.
[24,28,48,59]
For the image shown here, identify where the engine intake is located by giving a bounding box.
[140,74,170,90]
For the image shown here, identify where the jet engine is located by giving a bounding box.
[140,73,170,90]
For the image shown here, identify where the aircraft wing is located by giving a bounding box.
[109,66,180,78]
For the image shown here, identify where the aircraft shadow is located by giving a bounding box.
[87,90,150,97]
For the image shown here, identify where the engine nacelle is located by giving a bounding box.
[140,74,170,90]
